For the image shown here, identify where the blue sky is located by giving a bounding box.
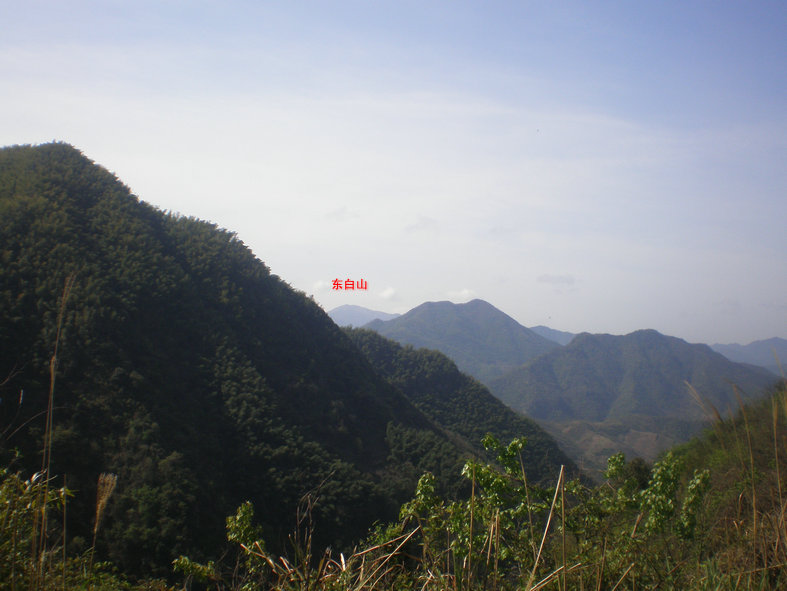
[3,1,785,344]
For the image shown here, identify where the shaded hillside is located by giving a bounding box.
[712,337,786,376]
[365,299,558,385]
[328,304,400,327]
[0,143,466,576]
[489,330,777,476]
[345,328,578,484]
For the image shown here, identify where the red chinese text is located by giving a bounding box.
[332,278,368,291]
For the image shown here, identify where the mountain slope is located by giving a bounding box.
[488,330,778,475]
[0,143,467,576]
[490,329,775,422]
[328,304,400,327]
[345,328,578,484]
[711,337,786,375]
[364,299,559,385]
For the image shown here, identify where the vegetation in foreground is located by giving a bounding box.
[2,380,785,590]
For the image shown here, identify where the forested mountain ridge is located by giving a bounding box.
[490,329,776,422]
[364,298,559,385]
[0,143,470,576]
[489,329,778,475]
[344,328,578,484]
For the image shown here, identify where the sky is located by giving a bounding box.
[2,1,785,345]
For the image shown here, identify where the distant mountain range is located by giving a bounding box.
[489,330,777,474]
[356,301,782,477]
[711,337,786,376]
[328,304,400,327]
[363,299,559,385]
[490,329,774,423]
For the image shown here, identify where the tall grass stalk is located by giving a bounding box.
[355,527,418,589]
[529,562,582,591]
[687,382,726,451]
[518,449,537,562]
[609,563,634,591]
[595,538,607,591]
[773,396,784,561]
[33,274,75,589]
[465,462,475,591]
[734,386,758,569]
[88,472,117,583]
[484,509,500,588]
[525,464,564,591]
[61,476,66,591]
[560,466,566,591]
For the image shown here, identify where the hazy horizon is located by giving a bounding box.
[3,1,785,344]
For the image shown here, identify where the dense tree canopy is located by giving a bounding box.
[345,328,578,484]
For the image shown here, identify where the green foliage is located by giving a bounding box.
[346,410,784,589]
[0,465,152,591]
[395,435,551,589]
[677,467,710,539]
[172,556,218,586]
[639,451,683,533]
[173,502,267,591]
[0,468,61,589]
[226,501,265,548]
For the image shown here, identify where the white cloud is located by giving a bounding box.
[379,287,397,300]
[312,280,331,294]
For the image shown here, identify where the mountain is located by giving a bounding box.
[344,328,578,484]
[711,337,786,376]
[488,329,778,476]
[328,304,400,327]
[529,325,576,346]
[0,143,471,576]
[364,299,559,385]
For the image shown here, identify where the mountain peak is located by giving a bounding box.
[364,298,558,384]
